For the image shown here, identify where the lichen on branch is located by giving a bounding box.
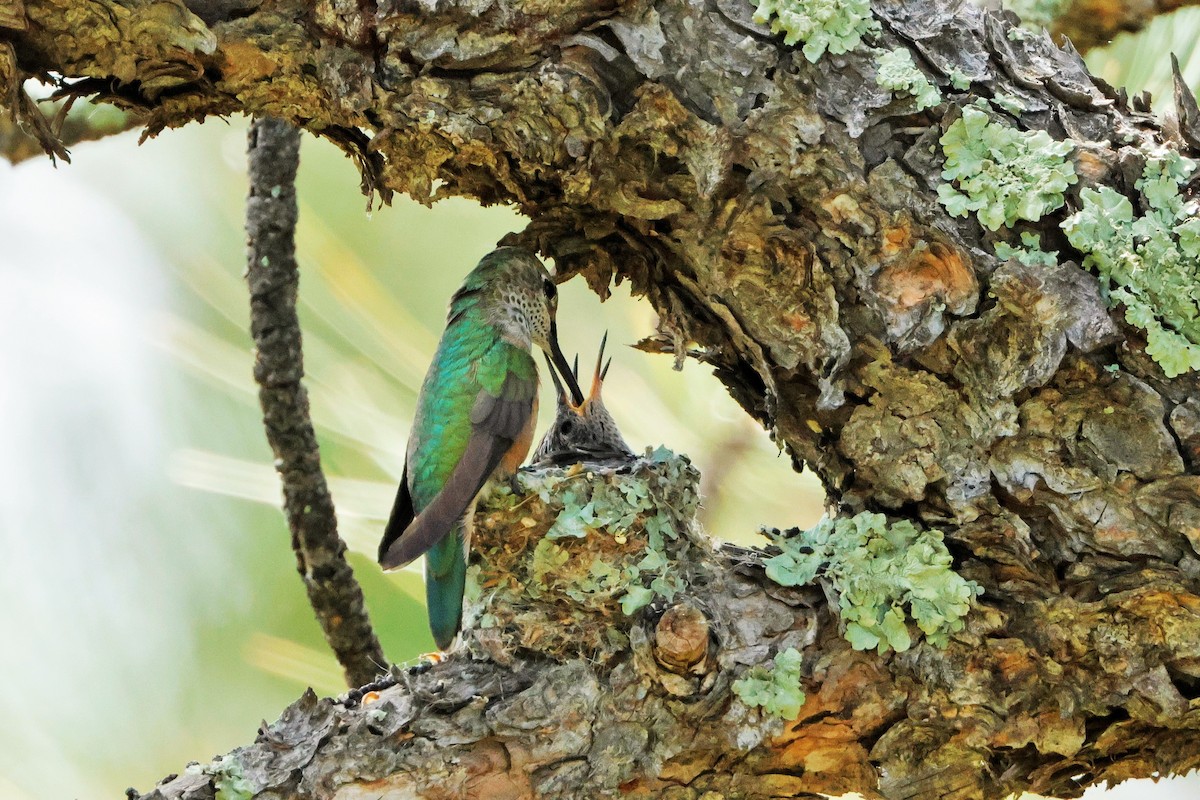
[763,512,982,653]
[1062,149,1200,376]
[937,104,1077,230]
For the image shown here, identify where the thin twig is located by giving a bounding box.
[245,116,386,688]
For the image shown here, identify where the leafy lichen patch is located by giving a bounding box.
[994,231,1057,267]
[752,0,880,62]
[762,512,982,653]
[1061,149,1200,377]
[874,48,941,111]
[468,449,707,662]
[732,647,806,720]
[938,105,1077,231]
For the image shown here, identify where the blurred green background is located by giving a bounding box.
[1,11,1198,799]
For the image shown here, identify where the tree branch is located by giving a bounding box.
[10,0,1200,795]
[246,116,385,689]
[133,457,1200,800]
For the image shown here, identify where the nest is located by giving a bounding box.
[464,450,714,663]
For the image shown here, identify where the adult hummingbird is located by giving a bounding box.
[533,332,635,466]
[378,247,584,649]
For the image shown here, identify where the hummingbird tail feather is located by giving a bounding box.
[425,526,468,650]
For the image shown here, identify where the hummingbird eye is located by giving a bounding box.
[542,279,557,301]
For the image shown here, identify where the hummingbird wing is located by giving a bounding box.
[377,459,415,564]
[378,367,536,570]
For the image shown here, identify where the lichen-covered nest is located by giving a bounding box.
[465,449,714,663]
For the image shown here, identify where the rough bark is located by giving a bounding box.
[7,0,1200,798]
[246,115,386,689]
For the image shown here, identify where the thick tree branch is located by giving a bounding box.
[10,0,1200,796]
[133,457,1200,800]
[246,116,385,689]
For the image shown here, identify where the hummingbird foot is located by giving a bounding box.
[419,650,448,667]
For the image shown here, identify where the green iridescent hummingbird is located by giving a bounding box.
[378,247,584,649]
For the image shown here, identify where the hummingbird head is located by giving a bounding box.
[458,247,584,405]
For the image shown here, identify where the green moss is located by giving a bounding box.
[752,0,880,62]
[1061,149,1200,377]
[763,512,981,654]
[874,48,941,111]
[732,647,806,720]
[994,231,1058,267]
[938,105,1077,231]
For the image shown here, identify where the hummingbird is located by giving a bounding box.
[533,332,635,466]
[378,247,584,649]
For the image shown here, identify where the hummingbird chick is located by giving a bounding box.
[533,332,636,466]
[377,247,585,650]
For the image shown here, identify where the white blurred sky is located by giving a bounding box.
[0,157,257,796]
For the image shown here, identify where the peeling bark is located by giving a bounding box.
[7,0,1200,797]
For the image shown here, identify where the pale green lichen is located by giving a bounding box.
[874,48,941,111]
[1061,149,1200,377]
[995,231,1058,267]
[948,68,972,91]
[198,757,254,800]
[520,446,689,614]
[763,512,981,654]
[732,647,806,720]
[753,0,880,62]
[938,106,1077,231]
[992,93,1026,116]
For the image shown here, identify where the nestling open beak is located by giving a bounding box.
[548,321,585,406]
[590,330,611,403]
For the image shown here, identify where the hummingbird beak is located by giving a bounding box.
[541,352,567,403]
[548,321,585,406]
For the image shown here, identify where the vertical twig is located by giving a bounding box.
[245,116,386,688]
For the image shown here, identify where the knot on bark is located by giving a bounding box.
[653,603,710,673]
